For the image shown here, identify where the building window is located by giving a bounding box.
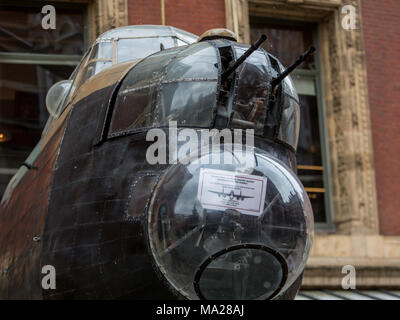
[250,17,333,228]
[0,2,87,196]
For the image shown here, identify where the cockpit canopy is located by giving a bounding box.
[40,26,198,141]
[77,25,198,86]
[109,39,300,150]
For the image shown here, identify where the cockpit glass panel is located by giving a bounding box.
[109,43,219,136]
[278,77,300,149]
[277,60,300,149]
[117,37,176,63]
[159,81,217,126]
[176,39,188,47]
[111,85,158,132]
[231,47,271,135]
[81,61,112,84]
[165,42,218,80]
[121,49,181,89]
[89,41,113,60]
[76,26,197,86]
[109,50,180,133]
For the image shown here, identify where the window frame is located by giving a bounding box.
[0,1,88,200]
[0,0,89,56]
[249,16,334,230]
[293,23,334,231]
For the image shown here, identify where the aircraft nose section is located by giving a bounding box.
[147,145,313,300]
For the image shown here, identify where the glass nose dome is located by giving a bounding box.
[147,145,313,300]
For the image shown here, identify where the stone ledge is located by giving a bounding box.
[303,234,400,288]
[310,234,400,258]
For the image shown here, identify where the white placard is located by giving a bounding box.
[197,168,267,216]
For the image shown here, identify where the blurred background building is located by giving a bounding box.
[0,0,399,298]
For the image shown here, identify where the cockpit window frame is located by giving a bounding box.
[105,42,222,140]
[97,39,300,155]
[80,34,196,87]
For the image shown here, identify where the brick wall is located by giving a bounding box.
[128,0,161,25]
[128,0,226,36]
[361,0,400,235]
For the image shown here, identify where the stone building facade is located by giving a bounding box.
[1,0,399,289]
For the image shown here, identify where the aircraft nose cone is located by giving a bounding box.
[147,145,313,300]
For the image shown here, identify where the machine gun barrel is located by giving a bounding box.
[221,34,267,81]
[271,46,316,88]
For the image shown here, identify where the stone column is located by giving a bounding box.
[88,0,128,43]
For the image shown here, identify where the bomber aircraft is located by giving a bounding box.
[0,25,314,300]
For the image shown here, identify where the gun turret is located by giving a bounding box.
[221,34,267,81]
[271,46,316,89]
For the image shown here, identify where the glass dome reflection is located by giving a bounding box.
[147,146,313,300]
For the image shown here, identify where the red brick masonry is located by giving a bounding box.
[362,0,400,235]
[128,0,225,36]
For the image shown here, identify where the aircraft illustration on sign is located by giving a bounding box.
[209,188,254,201]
